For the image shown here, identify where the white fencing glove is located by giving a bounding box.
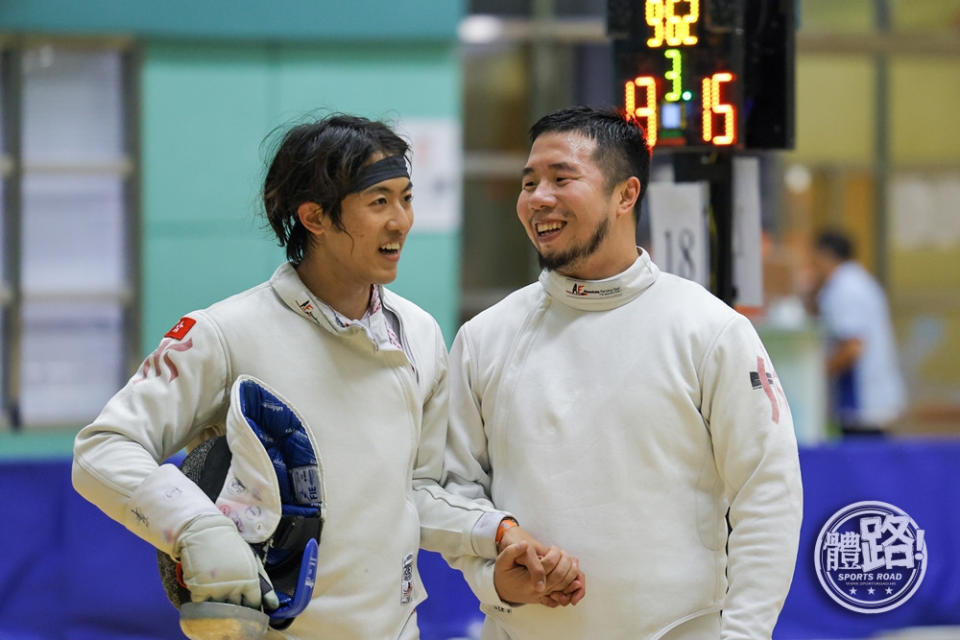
[176,513,279,609]
[124,462,278,611]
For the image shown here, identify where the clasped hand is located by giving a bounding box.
[493,526,586,607]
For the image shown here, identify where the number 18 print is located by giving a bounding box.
[647,182,710,287]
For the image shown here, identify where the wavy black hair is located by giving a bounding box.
[263,114,410,263]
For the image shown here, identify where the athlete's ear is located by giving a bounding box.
[297,202,326,236]
[616,177,641,219]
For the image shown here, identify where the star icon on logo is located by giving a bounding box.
[867,588,875,595]
[886,587,894,595]
[849,587,857,595]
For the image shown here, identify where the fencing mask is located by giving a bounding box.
[158,375,324,635]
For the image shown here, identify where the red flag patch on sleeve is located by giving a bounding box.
[165,317,196,341]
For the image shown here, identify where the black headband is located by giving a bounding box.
[348,155,410,194]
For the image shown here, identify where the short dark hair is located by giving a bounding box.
[263,114,410,263]
[815,229,854,261]
[529,105,651,221]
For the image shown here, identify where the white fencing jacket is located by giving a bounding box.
[73,262,507,640]
[444,251,803,640]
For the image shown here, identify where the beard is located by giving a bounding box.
[537,217,610,272]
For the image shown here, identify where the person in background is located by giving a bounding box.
[442,105,802,639]
[812,229,906,437]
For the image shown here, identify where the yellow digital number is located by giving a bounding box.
[645,0,665,48]
[647,0,699,48]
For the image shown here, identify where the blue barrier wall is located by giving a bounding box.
[2,440,959,639]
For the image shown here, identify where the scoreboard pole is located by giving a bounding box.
[672,151,735,304]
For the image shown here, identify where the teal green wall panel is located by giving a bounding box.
[143,230,282,348]
[0,430,77,459]
[142,44,274,225]
[141,41,462,355]
[391,232,461,346]
[0,0,464,41]
[141,43,281,354]
[273,45,461,121]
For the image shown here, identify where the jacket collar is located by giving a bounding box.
[539,249,659,311]
[270,262,403,353]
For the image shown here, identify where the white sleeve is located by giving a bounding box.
[412,322,512,561]
[72,312,231,555]
[700,314,803,640]
[438,326,515,610]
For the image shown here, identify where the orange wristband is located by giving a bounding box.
[496,518,519,544]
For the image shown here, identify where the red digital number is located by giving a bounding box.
[701,72,736,146]
[625,75,658,147]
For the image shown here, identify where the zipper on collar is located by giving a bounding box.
[383,298,419,384]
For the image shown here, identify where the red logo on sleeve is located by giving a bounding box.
[750,356,787,424]
[165,317,196,341]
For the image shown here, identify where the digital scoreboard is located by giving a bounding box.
[609,0,794,151]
